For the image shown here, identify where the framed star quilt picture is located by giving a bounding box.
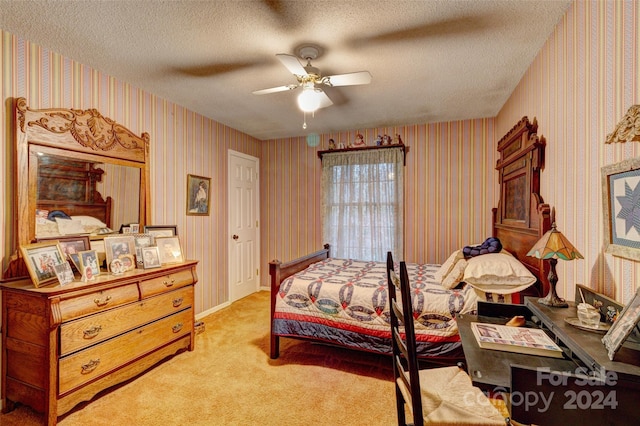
[602,156,640,261]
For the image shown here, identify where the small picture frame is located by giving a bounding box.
[69,253,82,272]
[78,249,101,278]
[37,235,90,260]
[155,236,184,264]
[104,235,136,272]
[133,233,155,267]
[54,262,75,285]
[129,223,140,233]
[602,287,640,360]
[141,246,162,269]
[20,242,66,287]
[186,174,211,216]
[143,225,178,237]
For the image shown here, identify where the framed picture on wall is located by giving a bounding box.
[602,157,640,261]
[186,174,211,216]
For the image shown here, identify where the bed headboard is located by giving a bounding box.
[36,155,112,228]
[492,116,551,297]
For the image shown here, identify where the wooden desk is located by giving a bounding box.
[457,303,575,390]
[458,299,640,426]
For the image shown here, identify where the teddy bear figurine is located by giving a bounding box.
[328,138,336,150]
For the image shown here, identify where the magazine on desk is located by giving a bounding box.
[471,322,564,358]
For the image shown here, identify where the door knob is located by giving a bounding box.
[232,234,239,240]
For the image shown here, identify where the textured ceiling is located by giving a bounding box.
[1,0,571,140]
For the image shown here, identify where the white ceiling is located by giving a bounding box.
[1,0,571,141]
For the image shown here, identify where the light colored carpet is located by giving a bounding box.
[1,291,399,425]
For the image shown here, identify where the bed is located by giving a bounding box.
[34,155,113,238]
[269,116,551,360]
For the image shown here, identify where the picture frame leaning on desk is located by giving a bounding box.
[602,287,640,361]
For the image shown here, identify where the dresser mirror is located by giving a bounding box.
[4,97,150,279]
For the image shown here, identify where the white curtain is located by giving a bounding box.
[321,147,404,262]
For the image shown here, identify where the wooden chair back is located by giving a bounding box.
[387,252,423,426]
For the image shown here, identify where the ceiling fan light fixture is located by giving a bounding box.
[297,86,322,113]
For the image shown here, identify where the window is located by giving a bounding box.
[321,148,404,261]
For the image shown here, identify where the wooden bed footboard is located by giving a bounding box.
[268,243,330,359]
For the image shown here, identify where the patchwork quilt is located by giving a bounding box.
[273,258,482,358]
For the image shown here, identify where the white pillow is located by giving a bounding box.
[463,253,536,294]
[434,249,465,283]
[441,258,468,290]
[55,217,86,235]
[70,216,107,228]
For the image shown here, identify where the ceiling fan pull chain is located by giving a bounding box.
[303,112,307,129]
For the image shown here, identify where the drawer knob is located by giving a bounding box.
[172,297,184,307]
[172,323,183,333]
[83,325,103,339]
[93,295,112,307]
[163,278,176,287]
[81,358,101,374]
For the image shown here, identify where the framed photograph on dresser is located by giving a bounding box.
[602,287,640,360]
[156,236,184,264]
[143,225,178,237]
[104,235,136,272]
[20,242,66,287]
[37,235,90,260]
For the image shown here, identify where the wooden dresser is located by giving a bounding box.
[1,260,198,425]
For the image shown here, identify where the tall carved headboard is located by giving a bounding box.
[493,117,551,297]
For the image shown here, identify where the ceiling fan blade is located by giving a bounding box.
[324,71,372,87]
[252,84,298,95]
[175,60,263,77]
[317,90,333,109]
[276,54,308,76]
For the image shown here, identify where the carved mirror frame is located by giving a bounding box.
[5,97,150,278]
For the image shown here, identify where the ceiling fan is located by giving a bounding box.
[252,44,372,115]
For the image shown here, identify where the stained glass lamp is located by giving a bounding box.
[527,211,583,308]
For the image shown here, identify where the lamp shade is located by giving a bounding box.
[526,222,583,261]
[297,86,322,112]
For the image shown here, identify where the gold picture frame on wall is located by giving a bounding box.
[186,174,211,216]
[602,156,640,261]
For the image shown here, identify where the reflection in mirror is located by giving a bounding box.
[34,153,141,237]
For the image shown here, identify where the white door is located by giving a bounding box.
[228,150,260,302]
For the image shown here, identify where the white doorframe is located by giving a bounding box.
[227,149,260,303]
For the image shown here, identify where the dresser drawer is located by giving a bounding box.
[59,287,194,356]
[139,269,194,297]
[58,309,192,394]
[58,284,140,322]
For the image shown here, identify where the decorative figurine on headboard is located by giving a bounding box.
[328,138,336,150]
[375,135,383,146]
[393,134,404,145]
[382,134,392,145]
[353,133,366,147]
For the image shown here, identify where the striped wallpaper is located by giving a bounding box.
[259,120,498,276]
[2,0,640,314]
[0,30,262,316]
[497,0,640,304]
